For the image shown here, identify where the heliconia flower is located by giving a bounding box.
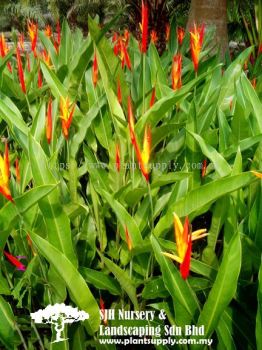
[189,24,205,72]
[150,30,158,44]
[124,29,130,45]
[15,158,20,183]
[162,213,208,279]
[177,26,185,46]
[112,32,118,43]
[16,47,26,93]
[117,78,122,105]
[113,33,131,70]
[60,96,75,140]
[18,33,25,52]
[127,96,151,181]
[4,251,26,271]
[115,143,120,172]
[92,51,98,87]
[140,0,148,53]
[41,49,51,66]
[165,23,170,42]
[0,33,12,72]
[172,54,182,90]
[127,96,136,145]
[121,42,131,70]
[201,159,207,178]
[44,24,52,38]
[132,123,151,182]
[99,297,108,325]
[0,143,13,203]
[38,68,42,88]
[26,233,36,256]
[46,98,52,144]
[252,171,262,179]
[27,20,38,57]
[149,86,156,108]
[125,226,132,251]
[259,43,262,54]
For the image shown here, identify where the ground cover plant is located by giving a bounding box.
[0,2,262,349]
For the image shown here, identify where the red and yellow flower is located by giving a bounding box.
[149,86,156,108]
[60,96,75,140]
[16,47,26,93]
[125,226,132,251]
[46,98,52,144]
[127,96,151,182]
[172,54,182,90]
[115,143,121,172]
[140,1,148,53]
[44,25,52,38]
[0,143,13,203]
[177,26,185,46]
[163,213,207,279]
[92,51,98,87]
[27,20,38,57]
[0,33,12,72]
[189,23,205,72]
[150,30,158,44]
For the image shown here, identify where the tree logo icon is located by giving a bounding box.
[30,303,89,343]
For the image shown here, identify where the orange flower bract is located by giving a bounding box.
[60,97,75,140]
[189,24,205,72]
[0,142,13,203]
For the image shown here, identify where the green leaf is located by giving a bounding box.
[29,135,77,266]
[188,131,231,177]
[80,268,121,296]
[154,172,256,237]
[194,233,241,345]
[99,254,138,309]
[101,190,143,247]
[256,259,262,349]
[0,185,57,248]
[30,232,100,335]
[0,296,19,349]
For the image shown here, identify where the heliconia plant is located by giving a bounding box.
[0,6,261,350]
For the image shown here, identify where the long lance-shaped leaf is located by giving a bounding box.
[0,185,57,249]
[151,235,200,324]
[0,296,20,349]
[28,134,77,266]
[256,259,262,349]
[88,16,127,134]
[29,232,100,335]
[70,96,106,158]
[135,68,217,136]
[154,172,257,237]
[0,94,28,152]
[99,254,138,309]
[101,190,143,247]
[241,73,262,133]
[193,233,241,347]
[188,131,231,177]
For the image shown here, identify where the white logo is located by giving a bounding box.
[30,303,89,343]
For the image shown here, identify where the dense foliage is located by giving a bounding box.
[0,7,261,350]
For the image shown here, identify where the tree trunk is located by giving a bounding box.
[187,0,228,58]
